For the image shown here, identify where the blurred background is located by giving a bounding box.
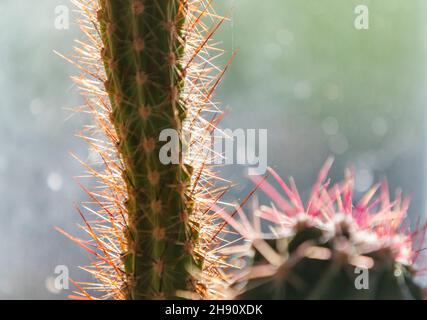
[0,0,426,298]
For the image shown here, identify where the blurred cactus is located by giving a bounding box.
[218,159,426,300]
[62,0,231,300]
[239,221,423,299]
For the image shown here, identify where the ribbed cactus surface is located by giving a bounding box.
[98,0,192,299]
[67,0,229,300]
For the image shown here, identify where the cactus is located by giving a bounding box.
[218,159,426,300]
[61,0,231,300]
[238,222,423,299]
[63,0,426,300]
[98,0,192,300]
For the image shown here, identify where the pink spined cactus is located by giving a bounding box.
[218,158,427,299]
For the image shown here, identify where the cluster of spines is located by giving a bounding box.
[62,0,234,300]
[238,220,424,299]
[215,160,427,299]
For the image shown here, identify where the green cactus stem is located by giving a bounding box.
[98,0,193,299]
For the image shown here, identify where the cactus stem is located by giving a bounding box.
[62,0,232,300]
